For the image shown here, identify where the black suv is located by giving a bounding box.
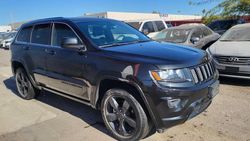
[11,17,219,141]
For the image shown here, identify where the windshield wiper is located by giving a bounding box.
[99,40,150,48]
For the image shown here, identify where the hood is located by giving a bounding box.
[209,40,250,57]
[102,41,207,69]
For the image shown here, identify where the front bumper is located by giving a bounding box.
[214,60,250,79]
[142,79,219,131]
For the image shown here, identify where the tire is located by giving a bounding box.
[15,68,39,100]
[101,89,150,141]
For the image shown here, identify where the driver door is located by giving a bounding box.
[45,23,91,100]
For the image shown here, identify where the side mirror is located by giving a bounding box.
[62,37,87,53]
[190,37,200,44]
[142,29,149,35]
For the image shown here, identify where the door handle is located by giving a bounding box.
[45,49,56,55]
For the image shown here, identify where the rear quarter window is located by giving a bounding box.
[16,26,32,42]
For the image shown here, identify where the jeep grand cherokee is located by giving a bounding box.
[10,17,219,141]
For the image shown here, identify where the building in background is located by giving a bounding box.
[84,11,161,21]
[161,14,202,26]
[0,11,203,30]
[0,25,12,32]
[84,11,202,26]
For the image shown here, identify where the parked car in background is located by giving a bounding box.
[208,19,246,35]
[126,19,172,38]
[11,17,219,141]
[0,32,16,49]
[207,23,250,79]
[152,24,220,50]
[0,32,10,42]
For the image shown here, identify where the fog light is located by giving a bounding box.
[167,98,181,109]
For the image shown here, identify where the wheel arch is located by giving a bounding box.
[11,60,41,89]
[94,77,157,129]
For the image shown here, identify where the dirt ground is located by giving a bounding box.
[0,49,249,141]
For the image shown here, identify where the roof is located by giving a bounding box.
[21,17,118,27]
[166,23,206,30]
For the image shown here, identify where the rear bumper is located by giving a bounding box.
[142,79,219,131]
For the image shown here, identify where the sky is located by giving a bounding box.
[0,0,221,25]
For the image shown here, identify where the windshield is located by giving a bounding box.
[154,29,191,43]
[220,26,250,41]
[76,20,150,47]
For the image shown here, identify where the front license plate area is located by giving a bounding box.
[225,67,239,73]
[209,81,219,98]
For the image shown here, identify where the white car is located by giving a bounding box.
[0,32,16,49]
[126,19,172,38]
[1,37,14,49]
[207,23,250,79]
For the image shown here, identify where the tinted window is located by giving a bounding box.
[155,21,165,31]
[16,26,32,42]
[191,29,203,39]
[155,29,191,43]
[31,24,51,45]
[202,27,213,36]
[52,23,80,47]
[142,22,155,33]
[220,26,250,41]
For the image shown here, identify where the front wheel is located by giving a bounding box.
[101,89,150,141]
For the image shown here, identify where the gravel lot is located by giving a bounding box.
[0,48,249,141]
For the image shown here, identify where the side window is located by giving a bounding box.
[191,29,203,40]
[52,23,81,47]
[203,27,213,37]
[142,22,155,33]
[31,24,51,45]
[16,26,32,42]
[155,21,165,31]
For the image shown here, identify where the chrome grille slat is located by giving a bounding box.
[208,63,213,74]
[201,66,208,79]
[190,62,216,84]
[195,67,204,82]
[191,69,199,83]
[205,64,211,77]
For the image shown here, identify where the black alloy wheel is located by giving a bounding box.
[101,89,149,141]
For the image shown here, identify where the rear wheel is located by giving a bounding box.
[101,89,150,141]
[15,68,39,100]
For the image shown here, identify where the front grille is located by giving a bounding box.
[215,56,250,65]
[190,62,216,84]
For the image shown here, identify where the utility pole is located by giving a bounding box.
[9,12,14,31]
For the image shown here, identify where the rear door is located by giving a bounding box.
[45,22,90,100]
[29,23,52,85]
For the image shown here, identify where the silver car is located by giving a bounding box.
[152,24,220,50]
[207,23,250,79]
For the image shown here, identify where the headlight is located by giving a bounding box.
[150,69,194,87]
